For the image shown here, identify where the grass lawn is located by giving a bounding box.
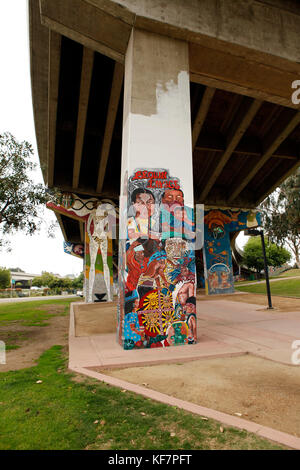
[0,346,284,450]
[278,269,300,278]
[236,278,300,298]
[0,298,78,327]
[0,298,78,350]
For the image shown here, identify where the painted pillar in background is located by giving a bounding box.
[47,194,116,302]
[118,29,197,350]
[203,208,261,295]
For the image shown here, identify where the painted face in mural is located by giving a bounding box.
[73,244,83,256]
[162,189,184,209]
[135,249,145,263]
[185,301,196,314]
[132,190,155,218]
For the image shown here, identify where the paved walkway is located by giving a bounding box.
[68,298,300,449]
[69,298,300,369]
[236,275,300,287]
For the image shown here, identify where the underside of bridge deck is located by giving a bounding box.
[29,0,300,244]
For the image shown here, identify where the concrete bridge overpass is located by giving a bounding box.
[10,272,40,288]
[29,0,300,246]
[29,0,300,335]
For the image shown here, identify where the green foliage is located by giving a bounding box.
[32,272,56,288]
[242,237,291,273]
[0,133,49,247]
[260,169,300,267]
[71,272,84,289]
[32,272,80,290]
[0,346,283,450]
[0,267,10,289]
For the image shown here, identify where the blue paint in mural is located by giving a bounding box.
[203,209,261,295]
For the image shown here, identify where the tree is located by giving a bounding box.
[71,272,84,289]
[0,267,11,289]
[32,272,57,288]
[260,169,300,267]
[242,236,291,276]
[8,267,25,272]
[0,132,49,249]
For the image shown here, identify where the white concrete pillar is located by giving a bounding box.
[117,29,197,350]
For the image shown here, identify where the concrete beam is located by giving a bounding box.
[199,98,262,201]
[96,61,124,193]
[189,42,300,110]
[73,47,94,189]
[47,31,61,188]
[228,111,300,202]
[29,0,50,184]
[192,87,215,151]
[39,0,133,63]
[115,0,300,63]
[195,134,299,160]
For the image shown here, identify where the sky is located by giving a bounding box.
[0,1,83,276]
[0,0,249,276]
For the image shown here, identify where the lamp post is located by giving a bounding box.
[244,228,273,309]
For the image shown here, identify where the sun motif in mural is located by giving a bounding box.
[141,310,160,335]
[140,290,176,336]
[161,310,177,333]
[143,291,160,311]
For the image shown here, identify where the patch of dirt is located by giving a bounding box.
[33,304,66,314]
[197,292,300,312]
[0,315,69,372]
[102,355,300,438]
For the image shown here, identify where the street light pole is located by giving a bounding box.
[259,230,273,309]
[244,228,273,309]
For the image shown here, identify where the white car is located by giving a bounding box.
[76,290,83,297]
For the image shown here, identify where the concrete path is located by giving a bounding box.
[0,294,78,304]
[69,299,300,369]
[68,298,300,449]
[236,275,300,287]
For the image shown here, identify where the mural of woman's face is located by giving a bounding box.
[134,192,155,218]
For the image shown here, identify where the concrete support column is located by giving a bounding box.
[47,193,116,302]
[118,29,197,350]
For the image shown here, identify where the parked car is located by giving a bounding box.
[76,290,83,297]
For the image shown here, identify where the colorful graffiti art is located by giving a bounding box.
[203,209,261,295]
[118,169,197,350]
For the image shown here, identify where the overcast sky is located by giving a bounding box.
[0,1,83,276]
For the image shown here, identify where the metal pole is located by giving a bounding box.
[260,230,273,309]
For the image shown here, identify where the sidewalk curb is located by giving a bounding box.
[68,364,300,450]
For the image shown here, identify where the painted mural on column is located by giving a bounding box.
[47,193,117,302]
[118,169,197,350]
[203,209,261,295]
[63,241,84,258]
